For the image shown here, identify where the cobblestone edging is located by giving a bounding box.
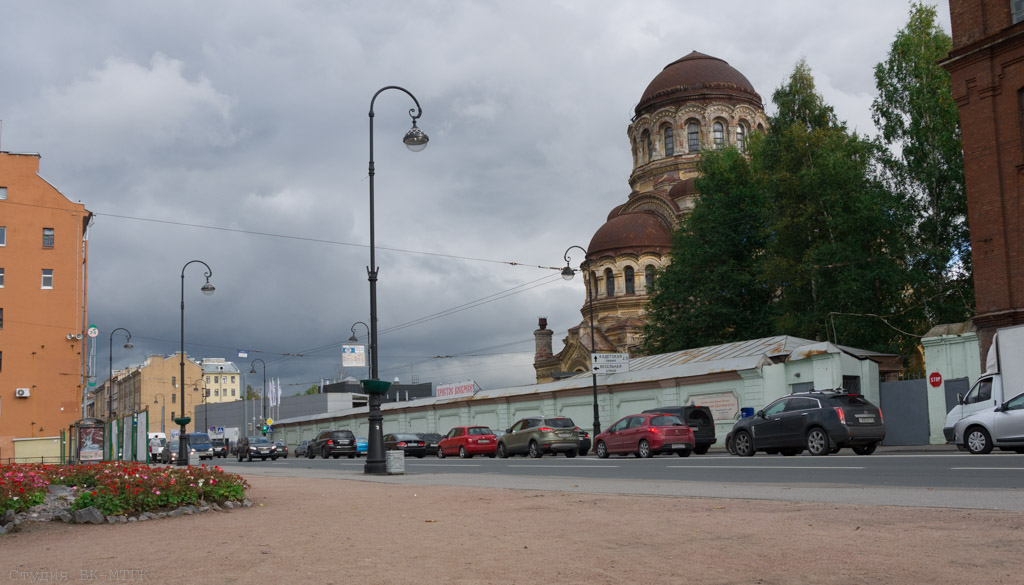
[0,485,251,534]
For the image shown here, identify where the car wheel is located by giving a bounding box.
[487,453,496,458]
[528,441,542,458]
[437,446,446,459]
[578,449,589,457]
[636,439,653,458]
[677,448,691,457]
[966,426,994,455]
[765,449,779,455]
[595,441,609,459]
[733,431,755,457]
[725,434,736,455]
[694,444,710,455]
[780,448,802,456]
[307,450,314,459]
[322,446,330,459]
[237,451,243,462]
[459,446,469,458]
[247,452,253,462]
[852,442,877,456]
[806,427,831,456]
[497,443,508,459]
[565,449,577,458]
[333,454,341,459]
[272,456,278,461]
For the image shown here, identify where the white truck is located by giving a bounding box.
[943,324,1024,446]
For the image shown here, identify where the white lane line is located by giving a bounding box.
[667,466,864,470]
[507,467,618,471]
[950,467,1024,470]
[409,463,483,467]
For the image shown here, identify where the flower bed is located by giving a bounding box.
[1,462,249,517]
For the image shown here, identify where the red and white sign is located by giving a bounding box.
[436,381,477,398]
[929,371,943,388]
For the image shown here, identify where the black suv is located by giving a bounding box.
[726,390,886,457]
[237,436,278,461]
[308,429,357,459]
[642,406,716,454]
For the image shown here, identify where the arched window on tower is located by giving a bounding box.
[645,131,654,162]
[737,123,747,153]
[624,266,635,294]
[605,268,615,296]
[687,122,700,152]
[645,265,655,291]
[713,121,726,149]
[663,126,674,157]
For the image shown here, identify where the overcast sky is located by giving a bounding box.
[0,0,952,396]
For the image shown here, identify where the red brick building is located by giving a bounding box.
[942,0,1024,357]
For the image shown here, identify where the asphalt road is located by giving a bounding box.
[216,448,1024,510]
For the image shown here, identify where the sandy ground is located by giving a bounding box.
[3,475,1023,585]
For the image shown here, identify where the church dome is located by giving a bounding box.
[588,211,673,257]
[636,51,762,116]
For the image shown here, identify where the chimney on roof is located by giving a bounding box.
[534,317,553,363]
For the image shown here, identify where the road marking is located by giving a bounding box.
[411,463,483,467]
[950,467,1024,470]
[509,467,618,471]
[668,466,864,470]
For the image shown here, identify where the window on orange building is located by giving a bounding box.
[42,228,54,248]
[41,269,53,289]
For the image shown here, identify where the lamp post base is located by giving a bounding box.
[363,393,387,475]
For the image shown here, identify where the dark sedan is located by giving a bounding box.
[417,433,444,456]
[727,390,885,457]
[384,433,428,458]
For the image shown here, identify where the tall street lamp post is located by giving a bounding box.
[562,246,602,436]
[108,328,133,421]
[153,393,166,434]
[349,321,371,382]
[249,359,266,432]
[178,260,215,466]
[364,85,428,475]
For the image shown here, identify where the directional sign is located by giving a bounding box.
[591,353,629,374]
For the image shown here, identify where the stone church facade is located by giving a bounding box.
[535,51,769,383]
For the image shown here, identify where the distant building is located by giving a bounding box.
[535,52,768,382]
[93,353,203,436]
[942,0,1024,358]
[201,358,241,403]
[0,150,92,454]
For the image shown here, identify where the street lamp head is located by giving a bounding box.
[403,120,428,152]
[349,333,359,343]
[123,341,134,350]
[249,366,257,374]
[561,265,576,281]
[200,280,215,296]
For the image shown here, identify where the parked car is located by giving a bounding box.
[356,437,368,456]
[437,426,498,458]
[308,429,357,459]
[295,440,312,458]
[642,405,717,454]
[576,427,592,456]
[148,437,166,462]
[952,391,1024,454]
[496,417,579,458]
[274,441,289,458]
[594,413,695,458]
[383,433,428,458]
[417,433,444,456]
[237,436,279,461]
[211,438,229,458]
[726,390,886,457]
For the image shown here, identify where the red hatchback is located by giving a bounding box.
[594,413,696,458]
[437,426,498,458]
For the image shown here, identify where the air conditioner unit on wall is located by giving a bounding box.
[15,388,30,398]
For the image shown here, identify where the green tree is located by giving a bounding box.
[754,60,912,352]
[243,385,260,400]
[872,1,973,327]
[295,385,319,396]
[643,149,772,353]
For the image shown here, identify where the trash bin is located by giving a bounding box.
[386,450,405,475]
[740,407,754,418]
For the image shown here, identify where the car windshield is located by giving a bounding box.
[649,415,684,426]
[393,434,421,441]
[212,439,226,446]
[331,431,353,439]
[249,437,270,444]
[544,418,575,428]
[166,441,180,450]
[468,427,494,435]
[189,433,212,445]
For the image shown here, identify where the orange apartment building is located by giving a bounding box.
[0,151,92,459]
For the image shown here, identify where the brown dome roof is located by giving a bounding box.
[636,51,762,116]
[588,211,673,257]
[668,177,697,199]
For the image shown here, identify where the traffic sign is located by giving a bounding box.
[592,353,630,374]
[929,371,943,388]
[87,325,99,338]
[266,418,273,426]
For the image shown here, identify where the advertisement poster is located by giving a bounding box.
[79,426,105,461]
